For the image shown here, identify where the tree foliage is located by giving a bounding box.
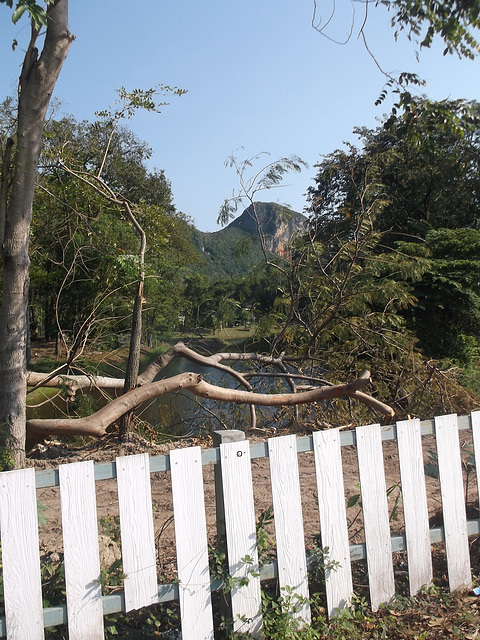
[29,111,197,352]
[2,0,480,465]
[385,0,480,59]
[306,98,480,362]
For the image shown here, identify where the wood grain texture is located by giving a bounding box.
[396,419,433,595]
[116,453,158,611]
[220,439,263,638]
[313,429,353,616]
[356,423,395,611]
[59,461,104,640]
[170,446,214,640]
[435,414,472,590]
[0,467,44,639]
[268,434,311,625]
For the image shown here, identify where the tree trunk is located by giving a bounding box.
[119,202,146,441]
[118,279,144,440]
[0,1,73,468]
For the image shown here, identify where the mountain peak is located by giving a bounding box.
[227,202,306,256]
[191,202,306,279]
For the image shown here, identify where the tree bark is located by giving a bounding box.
[119,203,146,440]
[25,342,396,440]
[0,1,73,468]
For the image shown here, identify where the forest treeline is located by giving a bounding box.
[1,95,480,423]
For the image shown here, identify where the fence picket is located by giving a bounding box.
[0,468,44,640]
[116,453,158,611]
[170,446,214,640]
[313,428,353,616]
[435,414,472,590]
[396,418,433,594]
[58,461,104,639]
[220,439,262,638]
[268,434,311,625]
[356,423,395,611]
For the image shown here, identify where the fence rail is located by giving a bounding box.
[0,412,479,638]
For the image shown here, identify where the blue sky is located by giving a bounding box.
[1,1,479,231]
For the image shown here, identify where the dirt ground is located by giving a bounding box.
[29,425,479,587]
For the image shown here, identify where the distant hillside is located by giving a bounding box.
[191,202,306,280]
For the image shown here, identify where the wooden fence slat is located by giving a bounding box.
[220,439,262,638]
[116,453,158,611]
[268,434,311,625]
[313,429,353,616]
[170,447,214,640]
[0,468,44,640]
[356,423,395,611]
[471,411,480,513]
[396,419,433,595]
[435,414,472,590]
[58,461,104,640]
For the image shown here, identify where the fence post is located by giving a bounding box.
[213,430,246,550]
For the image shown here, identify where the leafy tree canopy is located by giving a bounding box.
[305,97,480,364]
[22,109,198,348]
[385,0,480,59]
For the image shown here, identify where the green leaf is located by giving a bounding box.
[37,500,48,526]
[347,493,361,508]
[424,463,439,479]
[11,3,26,22]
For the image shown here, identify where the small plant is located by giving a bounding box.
[97,558,126,593]
[209,546,260,595]
[256,505,275,567]
[41,556,66,607]
[386,482,402,522]
[100,514,121,541]
[261,586,321,639]
[307,545,340,589]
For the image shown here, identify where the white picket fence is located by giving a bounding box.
[1,412,480,639]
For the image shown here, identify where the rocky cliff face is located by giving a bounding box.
[228,202,306,257]
[191,202,306,280]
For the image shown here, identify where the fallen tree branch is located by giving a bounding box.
[27,342,296,431]
[26,372,202,437]
[27,371,123,391]
[26,369,394,438]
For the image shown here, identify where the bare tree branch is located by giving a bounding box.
[26,367,393,437]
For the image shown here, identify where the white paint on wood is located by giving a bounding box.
[0,468,44,640]
[116,453,158,611]
[313,429,353,616]
[170,447,214,640]
[396,419,433,595]
[268,434,311,625]
[471,411,480,513]
[356,423,395,611]
[220,439,262,638]
[59,461,104,640]
[435,414,472,590]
